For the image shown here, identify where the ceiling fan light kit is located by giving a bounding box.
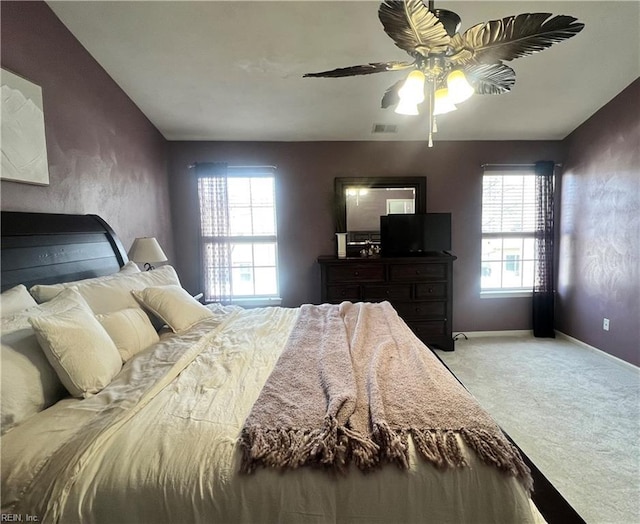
[446,70,475,104]
[396,70,426,115]
[433,87,458,116]
[304,0,584,147]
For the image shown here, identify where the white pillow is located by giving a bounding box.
[1,324,67,434]
[97,308,159,362]
[67,265,181,316]
[132,285,213,333]
[29,303,122,398]
[0,288,89,433]
[29,260,140,303]
[1,284,38,317]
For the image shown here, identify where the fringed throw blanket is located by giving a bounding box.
[239,301,532,492]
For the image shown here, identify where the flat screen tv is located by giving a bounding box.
[380,213,451,256]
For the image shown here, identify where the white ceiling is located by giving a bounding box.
[47,1,640,142]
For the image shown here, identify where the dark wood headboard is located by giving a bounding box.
[1,211,128,292]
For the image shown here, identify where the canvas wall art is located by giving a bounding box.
[1,68,50,185]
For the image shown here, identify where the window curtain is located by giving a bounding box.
[533,160,555,337]
[195,162,231,303]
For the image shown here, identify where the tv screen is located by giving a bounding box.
[380,213,451,256]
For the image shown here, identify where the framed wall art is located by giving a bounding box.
[1,68,50,185]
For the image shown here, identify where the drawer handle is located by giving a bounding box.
[354,271,359,276]
[385,290,390,296]
[415,270,421,275]
[415,307,421,313]
[341,290,347,296]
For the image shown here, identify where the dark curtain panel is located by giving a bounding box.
[533,160,556,337]
[195,162,231,303]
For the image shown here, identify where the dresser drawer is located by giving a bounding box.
[363,284,411,301]
[326,264,384,283]
[407,321,448,340]
[393,301,447,320]
[319,254,455,351]
[415,282,447,299]
[326,285,360,302]
[389,263,447,282]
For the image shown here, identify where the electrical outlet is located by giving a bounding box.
[603,318,610,331]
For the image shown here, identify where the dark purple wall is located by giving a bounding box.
[557,79,640,366]
[5,1,635,363]
[0,1,173,259]
[168,140,563,333]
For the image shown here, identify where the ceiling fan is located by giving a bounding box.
[304,0,585,146]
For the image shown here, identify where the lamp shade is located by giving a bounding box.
[446,70,474,104]
[433,88,457,115]
[395,70,425,115]
[128,237,167,269]
[394,99,420,116]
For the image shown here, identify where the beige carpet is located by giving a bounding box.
[436,335,640,524]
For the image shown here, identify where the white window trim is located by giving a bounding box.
[230,296,283,308]
[198,166,281,303]
[481,290,533,299]
[481,167,537,294]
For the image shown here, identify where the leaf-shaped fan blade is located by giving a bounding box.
[378,0,450,57]
[458,13,585,65]
[464,63,516,95]
[381,79,405,109]
[303,61,414,78]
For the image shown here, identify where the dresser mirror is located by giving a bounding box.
[334,177,427,248]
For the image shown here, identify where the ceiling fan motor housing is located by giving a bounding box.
[431,9,461,37]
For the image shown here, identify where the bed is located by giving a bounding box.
[0,211,581,524]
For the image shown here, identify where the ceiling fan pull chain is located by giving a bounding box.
[428,79,435,148]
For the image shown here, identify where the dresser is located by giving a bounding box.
[318,254,456,351]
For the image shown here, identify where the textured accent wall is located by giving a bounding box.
[0,1,173,259]
[558,79,640,366]
[168,140,563,333]
[7,2,634,358]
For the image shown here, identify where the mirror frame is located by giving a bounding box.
[334,176,427,237]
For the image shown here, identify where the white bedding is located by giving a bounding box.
[1,305,545,523]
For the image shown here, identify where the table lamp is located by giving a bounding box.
[128,237,167,271]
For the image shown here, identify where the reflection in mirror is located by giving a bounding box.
[334,177,427,255]
[345,187,416,231]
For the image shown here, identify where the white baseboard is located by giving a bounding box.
[453,330,532,339]
[555,331,639,372]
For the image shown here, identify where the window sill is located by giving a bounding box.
[226,297,282,308]
[481,291,532,299]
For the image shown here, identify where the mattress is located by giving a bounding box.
[1,305,545,524]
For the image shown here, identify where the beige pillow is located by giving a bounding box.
[1,284,38,317]
[97,308,159,362]
[29,260,140,303]
[1,321,66,434]
[29,304,122,398]
[0,288,90,433]
[132,285,213,333]
[66,265,181,316]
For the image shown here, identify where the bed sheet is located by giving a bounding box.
[1,305,545,524]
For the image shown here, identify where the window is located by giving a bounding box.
[386,198,415,214]
[197,166,279,304]
[505,254,521,273]
[481,167,538,293]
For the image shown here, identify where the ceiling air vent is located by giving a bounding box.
[372,123,398,134]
